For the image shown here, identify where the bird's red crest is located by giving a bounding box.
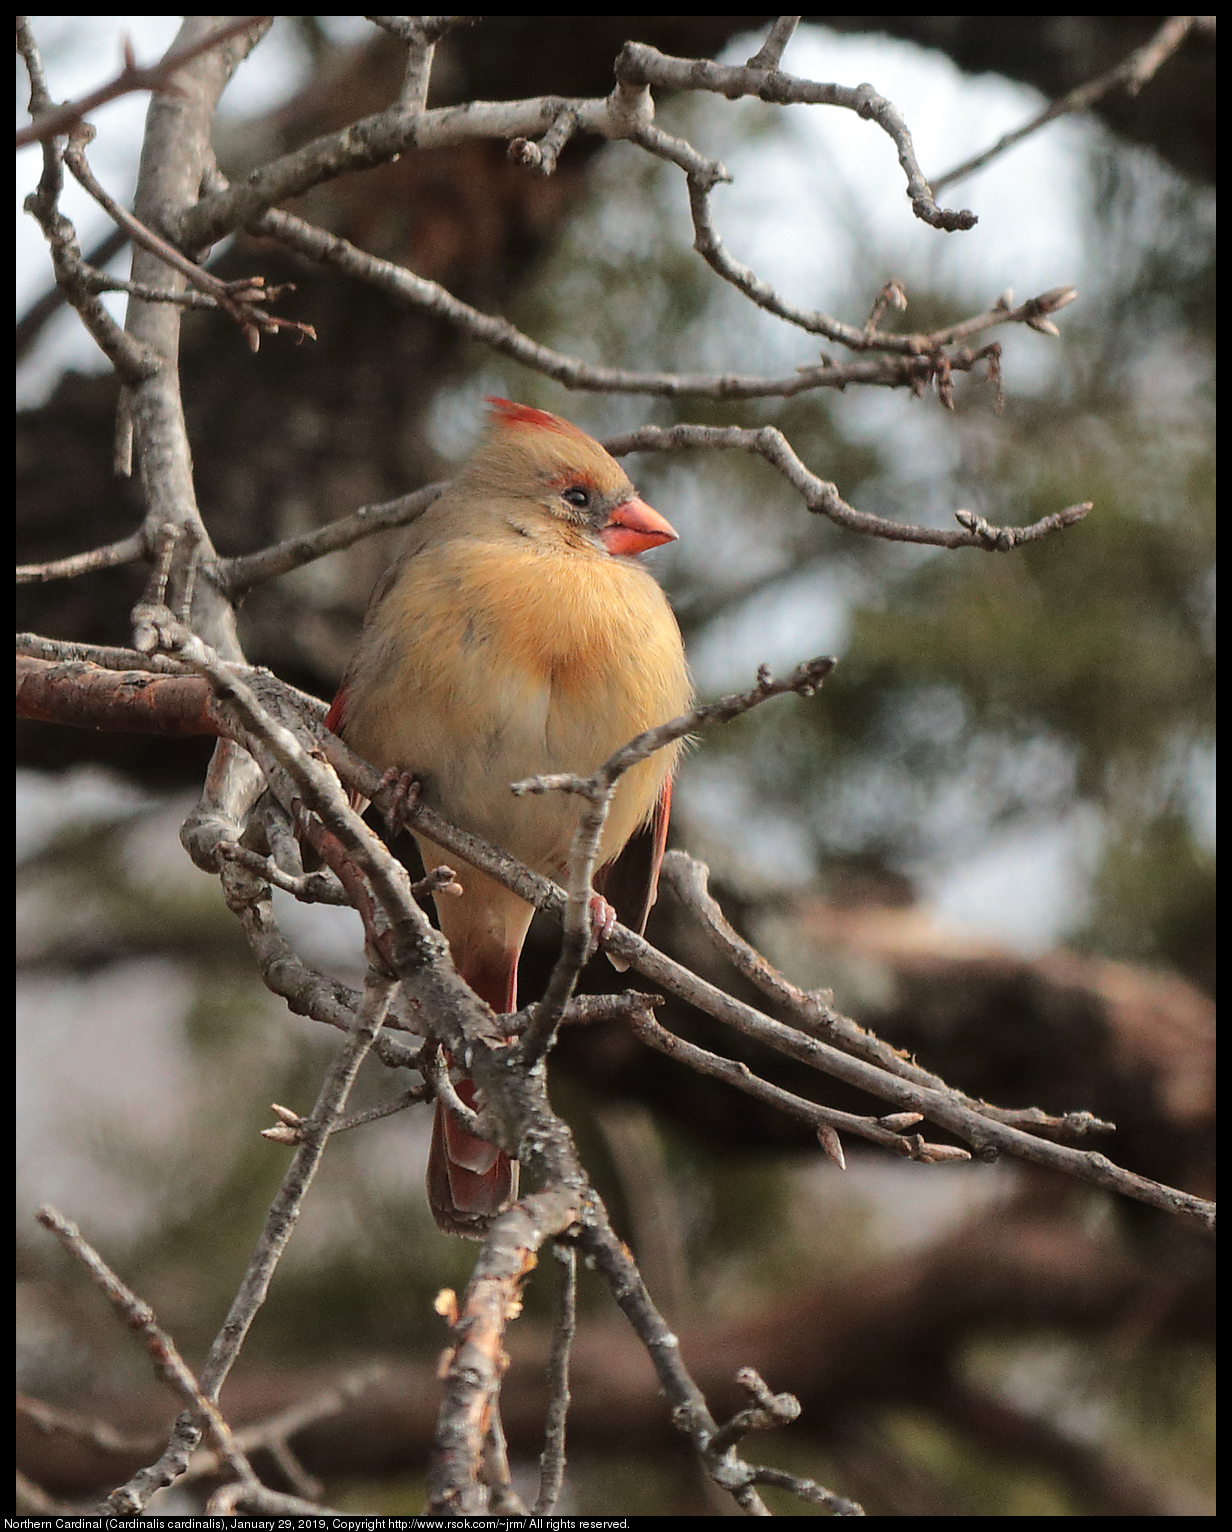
[485,397,574,437]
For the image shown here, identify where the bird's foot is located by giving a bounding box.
[587,892,618,958]
[375,768,421,834]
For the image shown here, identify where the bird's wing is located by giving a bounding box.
[594,774,672,938]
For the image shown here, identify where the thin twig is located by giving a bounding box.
[16,223,128,360]
[423,1043,483,1138]
[746,17,801,72]
[684,160,1075,355]
[603,423,1091,551]
[509,105,580,175]
[34,1206,266,1508]
[482,1408,527,1515]
[16,632,181,671]
[577,1201,772,1515]
[217,840,352,904]
[219,484,445,595]
[261,1085,430,1145]
[62,133,314,354]
[17,532,147,585]
[708,1367,801,1456]
[625,994,966,1163]
[933,15,1200,193]
[199,968,398,1403]
[226,198,1007,402]
[16,1395,161,1458]
[183,1363,387,1484]
[17,17,268,149]
[535,1242,578,1513]
[514,657,835,1064]
[17,23,154,382]
[659,850,1115,1140]
[105,972,396,1514]
[614,41,976,232]
[217,857,424,1075]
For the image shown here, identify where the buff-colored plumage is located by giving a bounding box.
[330,400,691,1234]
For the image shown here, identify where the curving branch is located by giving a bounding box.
[612,40,977,233]
[219,193,1009,402]
[603,422,1092,550]
[17,22,155,384]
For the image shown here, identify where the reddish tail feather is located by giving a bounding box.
[426,944,520,1237]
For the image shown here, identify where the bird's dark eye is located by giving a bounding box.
[561,486,591,510]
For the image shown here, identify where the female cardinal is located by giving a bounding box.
[326,398,691,1235]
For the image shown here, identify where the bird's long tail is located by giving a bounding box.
[426,941,520,1238]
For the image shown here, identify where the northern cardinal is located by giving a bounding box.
[326,398,691,1235]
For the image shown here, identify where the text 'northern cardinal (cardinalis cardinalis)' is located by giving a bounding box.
[326,398,691,1235]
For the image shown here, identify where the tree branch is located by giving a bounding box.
[16,17,269,150]
[15,649,1213,1232]
[932,15,1201,194]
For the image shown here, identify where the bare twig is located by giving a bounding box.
[217,856,424,1075]
[708,1367,801,1456]
[16,1395,161,1458]
[179,84,654,250]
[746,17,801,73]
[625,994,967,1163]
[224,196,1007,402]
[17,532,147,585]
[194,968,395,1409]
[63,133,314,354]
[16,631,185,674]
[217,840,352,904]
[424,1043,484,1139]
[613,41,976,232]
[34,1205,266,1509]
[933,15,1201,193]
[509,105,580,175]
[16,17,268,149]
[535,1242,577,1513]
[219,484,445,595]
[750,1463,866,1515]
[577,1203,772,1515]
[481,1408,527,1515]
[183,1363,386,1485]
[603,423,1091,551]
[262,1085,429,1145]
[17,22,155,383]
[104,971,396,1514]
[16,223,128,360]
[512,658,834,1064]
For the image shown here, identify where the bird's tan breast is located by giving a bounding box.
[341,537,690,876]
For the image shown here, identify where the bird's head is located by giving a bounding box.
[462,398,679,557]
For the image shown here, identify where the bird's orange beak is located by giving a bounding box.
[600,496,679,556]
